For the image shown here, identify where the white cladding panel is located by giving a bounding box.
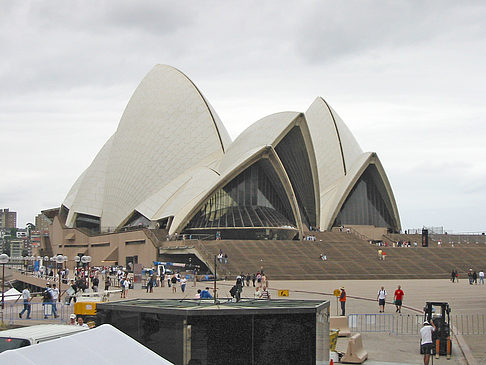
[329,105,363,172]
[305,98,345,191]
[218,112,300,174]
[64,135,114,226]
[100,65,228,228]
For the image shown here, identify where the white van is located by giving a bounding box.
[0,324,88,353]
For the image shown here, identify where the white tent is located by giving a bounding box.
[0,324,173,365]
[1,287,21,301]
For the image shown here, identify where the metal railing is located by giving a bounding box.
[348,313,486,335]
[1,302,74,325]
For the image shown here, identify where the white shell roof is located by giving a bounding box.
[63,65,231,229]
[305,97,367,229]
[63,65,400,233]
[218,112,300,174]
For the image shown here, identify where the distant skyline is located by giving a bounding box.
[1,1,485,233]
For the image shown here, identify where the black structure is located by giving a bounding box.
[97,298,330,365]
[422,301,452,356]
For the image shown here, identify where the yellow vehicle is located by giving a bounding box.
[73,290,120,324]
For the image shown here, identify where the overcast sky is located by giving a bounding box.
[1,1,485,233]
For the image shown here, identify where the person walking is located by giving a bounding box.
[377,286,387,313]
[51,283,59,318]
[180,276,187,293]
[420,320,436,365]
[339,287,346,316]
[479,270,484,284]
[18,287,32,319]
[394,285,404,313]
[171,274,177,293]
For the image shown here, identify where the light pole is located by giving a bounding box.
[81,255,91,289]
[0,254,9,310]
[213,255,217,303]
[55,254,65,302]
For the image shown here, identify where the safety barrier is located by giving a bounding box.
[348,313,486,335]
[1,302,74,324]
[330,316,351,337]
[341,333,368,364]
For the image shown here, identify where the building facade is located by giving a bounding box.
[0,208,17,229]
[44,65,401,268]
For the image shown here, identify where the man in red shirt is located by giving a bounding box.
[394,285,404,313]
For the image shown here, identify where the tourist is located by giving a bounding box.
[339,287,346,316]
[254,286,262,299]
[251,273,256,287]
[69,313,76,325]
[76,316,89,328]
[42,283,53,319]
[245,273,251,287]
[195,289,201,299]
[18,287,32,319]
[377,286,387,313]
[171,274,178,293]
[200,287,212,299]
[104,275,111,291]
[146,275,153,293]
[377,249,382,260]
[261,274,268,289]
[256,272,262,287]
[394,285,404,313]
[92,274,99,292]
[451,270,456,283]
[224,253,228,264]
[180,276,187,293]
[51,283,59,318]
[479,270,484,284]
[420,320,436,365]
[473,271,478,284]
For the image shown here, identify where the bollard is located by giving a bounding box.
[435,339,440,359]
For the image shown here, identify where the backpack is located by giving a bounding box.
[43,288,52,301]
[229,285,237,297]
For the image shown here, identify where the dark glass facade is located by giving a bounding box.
[75,213,100,233]
[121,211,151,228]
[275,125,317,228]
[333,164,397,230]
[97,299,329,365]
[184,160,297,237]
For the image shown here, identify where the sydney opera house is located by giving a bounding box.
[43,65,401,267]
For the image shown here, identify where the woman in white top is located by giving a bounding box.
[377,286,387,312]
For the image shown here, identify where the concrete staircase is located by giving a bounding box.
[192,232,486,280]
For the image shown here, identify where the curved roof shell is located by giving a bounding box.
[63,65,231,229]
[62,65,400,235]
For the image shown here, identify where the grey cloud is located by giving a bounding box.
[295,1,486,64]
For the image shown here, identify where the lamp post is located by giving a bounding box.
[213,255,217,303]
[81,255,91,289]
[0,254,9,310]
[55,254,65,302]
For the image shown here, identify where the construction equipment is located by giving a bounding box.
[421,301,452,357]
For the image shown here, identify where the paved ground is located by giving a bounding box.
[130,278,484,364]
[5,277,486,364]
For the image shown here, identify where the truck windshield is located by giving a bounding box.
[0,337,31,353]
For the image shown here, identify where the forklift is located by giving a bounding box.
[421,302,452,358]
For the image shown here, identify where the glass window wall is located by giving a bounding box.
[185,160,296,230]
[333,164,397,230]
